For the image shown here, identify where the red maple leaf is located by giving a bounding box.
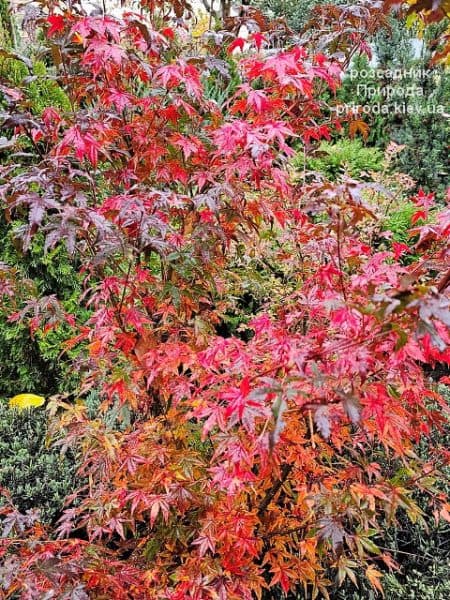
[47,14,65,36]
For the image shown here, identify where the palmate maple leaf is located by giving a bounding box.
[69,15,122,42]
[81,39,128,77]
[12,192,60,228]
[192,532,216,556]
[47,14,65,36]
[58,126,102,166]
[104,87,134,111]
[219,377,271,432]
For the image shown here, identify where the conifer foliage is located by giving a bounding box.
[0,1,449,598]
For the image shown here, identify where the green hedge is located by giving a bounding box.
[0,225,88,398]
[0,58,70,114]
[292,139,383,181]
[0,403,77,524]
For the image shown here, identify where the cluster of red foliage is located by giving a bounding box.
[0,1,449,598]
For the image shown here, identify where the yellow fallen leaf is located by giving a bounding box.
[9,393,46,411]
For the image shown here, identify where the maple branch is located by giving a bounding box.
[117,257,134,317]
[258,257,285,280]
[336,214,348,302]
[437,267,450,293]
[23,126,44,159]
[262,524,307,540]
[257,463,293,519]
[376,545,435,560]
[199,0,220,21]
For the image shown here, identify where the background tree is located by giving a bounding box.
[0,2,449,599]
[251,0,345,31]
[0,0,14,47]
[339,16,450,196]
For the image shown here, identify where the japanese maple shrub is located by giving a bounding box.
[0,1,449,599]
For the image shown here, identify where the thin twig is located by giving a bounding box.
[257,463,293,518]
